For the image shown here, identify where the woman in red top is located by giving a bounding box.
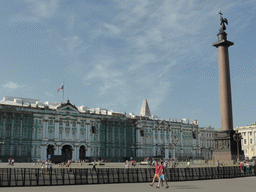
[150,161,159,186]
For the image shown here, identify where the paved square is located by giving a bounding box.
[1,177,255,192]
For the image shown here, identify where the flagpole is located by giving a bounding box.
[63,82,64,103]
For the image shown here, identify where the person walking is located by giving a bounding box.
[187,160,190,168]
[92,160,97,171]
[150,161,159,187]
[239,161,243,173]
[156,161,169,189]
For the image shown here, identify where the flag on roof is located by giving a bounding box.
[57,83,64,92]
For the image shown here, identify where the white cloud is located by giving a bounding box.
[58,35,83,57]
[2,82,24,89]
[45,92,53,97]
[26,0,59,18]
[102,23,121,35]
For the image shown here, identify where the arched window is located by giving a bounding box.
[65,121,69,127]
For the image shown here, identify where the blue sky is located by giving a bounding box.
[0,0,255,129]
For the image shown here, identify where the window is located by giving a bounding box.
[72,130,76,140]
[37,129,42,139]
[48,128,54,140]
[81,122,84,127]
[59,121,63,126]
[72,122,76,127]
[250,139,252,144]
[65,121,69,127]
[250,132,252,136]
[244,139,246,144]
[23,128,28,138]
[244,132,246,136]
[59,129,63,140]
[49,120,53,125]
[65,129,69,139]
[39,120,42,125]
[81,130,85,141]
[14,127,19,138]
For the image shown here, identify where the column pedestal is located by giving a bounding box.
[213,130,244,161]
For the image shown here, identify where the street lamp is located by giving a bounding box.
[233,129,242,162]
[171,134,179,159]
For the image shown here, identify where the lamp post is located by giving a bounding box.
[233,129,242,162]
[171,134,179,159]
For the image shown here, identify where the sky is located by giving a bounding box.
[0,0,255,129]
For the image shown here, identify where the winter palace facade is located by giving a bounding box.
[0,97,215,162]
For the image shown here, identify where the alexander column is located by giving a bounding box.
[212,12,244,162]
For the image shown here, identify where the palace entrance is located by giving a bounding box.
[79,146,86,160]
[47,144,55,160]
[62,145,72,161]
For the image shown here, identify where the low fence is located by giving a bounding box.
[0,166,255,187]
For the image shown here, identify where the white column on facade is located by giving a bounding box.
[54,119,59,140]
[87,147,91,156]
[43,120,46,138]
[165,148,169,159]
[46,120,49,139]
[54,146,58,155]
[86,122,90,141]
[247,130,250,147]
[73,147,76,161]
[69,120,73,140]
[41,145,47,160]
[44,146,47,160]
[76,146,79,160]
[58,145,62,155]
[63,121,66,140]
[77,121,81,141]
[180,129,183,157]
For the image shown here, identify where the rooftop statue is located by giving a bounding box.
[219,11,228,31]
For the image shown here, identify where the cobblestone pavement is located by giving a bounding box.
[0,177,255,192]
